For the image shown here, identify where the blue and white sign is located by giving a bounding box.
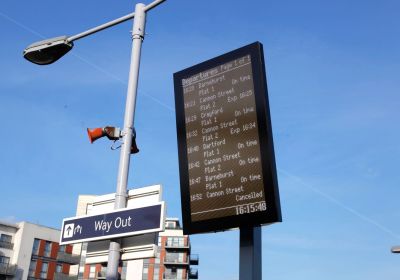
[60,202,165,245]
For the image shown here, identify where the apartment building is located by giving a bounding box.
[0,220,79,280]
[72,187,199,280]
[74,218,198,280]
[145,218,198,280]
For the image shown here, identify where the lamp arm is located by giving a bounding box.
[67,0,166,43]
[144,0,167,12]
[67,12,135,42]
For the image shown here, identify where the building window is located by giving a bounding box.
[166,236,184,247]
[59,245,66,252]
[166,237,175,247]
[0,256,10,265]
[164,268,177,279]
[121,261,128,280]
[29,260,37,277]
[176,268,183,279]
[79,243,88,268]
[44,241,51,257]
[56,264,63,273]
[166,221,176,229]
[142,264,149,280]
[155,250,160,264]
[0,255,10,274]
[165,252,185,264]
[153,267,159,280]
[40,262,48,279]
[0,234,12,243]
[89,265,96,278]
[32,239,40,255]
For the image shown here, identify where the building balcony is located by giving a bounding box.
[189,268,198,279]
[164,242,190,250]
[0,263,17,276]
[162,273,188,280]
[189,254,199,265]
[57,251,81,264]
[96,271,107,279]
[0,240,13,250]
[163,257,189,266]
[54,272,78,280]
[165,225,183,230]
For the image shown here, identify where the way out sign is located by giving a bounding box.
[60,202,165,245]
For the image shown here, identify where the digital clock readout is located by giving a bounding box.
[235,201,267,215]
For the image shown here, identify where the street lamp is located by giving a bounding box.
[391,246,400,253]
[23,0,165,65]
[23,1,166,279]
[23,36,73,65]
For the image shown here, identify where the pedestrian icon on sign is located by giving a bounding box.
[63,223,74,238]
[74,224,82,235]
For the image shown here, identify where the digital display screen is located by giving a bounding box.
[174,42,281,234]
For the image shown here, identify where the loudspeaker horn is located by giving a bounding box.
[87,127,106,143]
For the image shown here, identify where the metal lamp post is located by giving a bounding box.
[23,1,166,279]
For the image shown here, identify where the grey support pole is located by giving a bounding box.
[239,226,262,280]
[106,3,146,280]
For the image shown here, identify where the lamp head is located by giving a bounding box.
[23,36,73,65]
[392,246,400,253]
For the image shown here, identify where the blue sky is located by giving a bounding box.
[1,0,400,279]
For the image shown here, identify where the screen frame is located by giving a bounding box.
[174,42,281,235]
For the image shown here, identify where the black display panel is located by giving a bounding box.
[174,42,281,234]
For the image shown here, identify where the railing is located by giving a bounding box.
[54,272,78,280]
[0,263,17,276]
[189,268,198,279]
[164,242,190,249]
[163,273,188,280]
[57,251,81,264]
[96,271,107,279]
[165,225,183,230]
[190,254,199,265]
[164,256,189,265]
[0,240,13,250]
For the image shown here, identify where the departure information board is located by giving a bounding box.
[174,42,281,234]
